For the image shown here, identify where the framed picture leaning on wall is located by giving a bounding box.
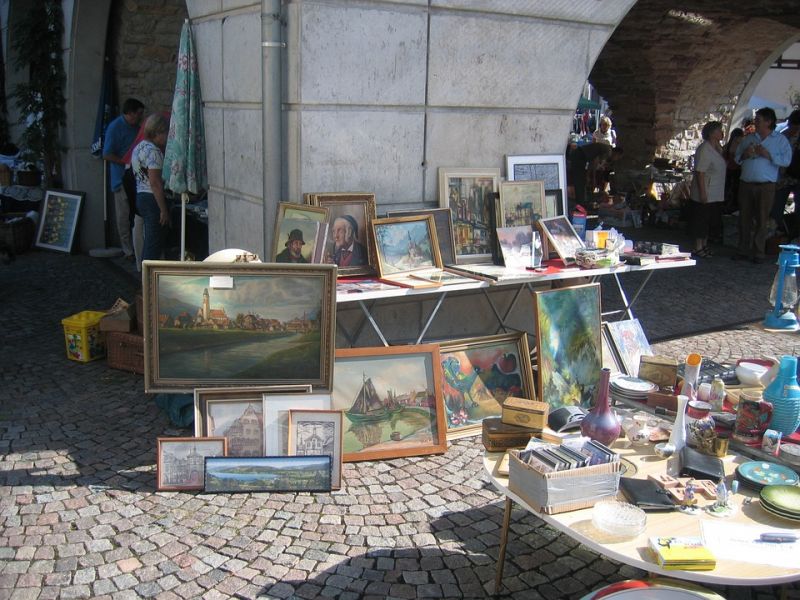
[35,189,84,253]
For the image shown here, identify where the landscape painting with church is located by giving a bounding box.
[143,263,336,393]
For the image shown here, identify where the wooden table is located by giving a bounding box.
[484,444,800,593]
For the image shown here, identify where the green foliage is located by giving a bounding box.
[11,0,66,185]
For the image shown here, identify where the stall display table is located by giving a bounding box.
[484,445,800,593]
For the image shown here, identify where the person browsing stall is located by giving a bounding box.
[733,107,793,263]
[770,110,800,238]
[688,121,726,258]
[132,113,170,261]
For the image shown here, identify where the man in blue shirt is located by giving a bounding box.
[103,98,144,259]
[733,107,792,263]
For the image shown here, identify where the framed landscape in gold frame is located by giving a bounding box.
[371,214,442,277]
[143,261,337,393]
[498,180,547,227]
[386,207,457,266]
[439,332,536,439]
[332,345,447,462]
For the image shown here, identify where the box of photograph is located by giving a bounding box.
[501,397,548,431]
[508,448,623,514]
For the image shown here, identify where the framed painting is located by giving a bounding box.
[272,217,327,264]
[498,180,546,227]
[276,201,328,223]
[437,167,500,264]
[544,189,564,218]
[35,189,84,253]
[600,323,624,375]
[156,437,227,491]
[439,333,535,439]
[534,283,602,409]
[142,261,337,393]
[262,393,331,456]
[288,409,343,489]
[386,207,457,266]
[332,344,447,462]
[371,215,442,277]
[505,154,568,215]
[496,226,533,270]
[538,215,585,264]
[305,192,377,277]
[605,318,653,377]
[204,455,332,493]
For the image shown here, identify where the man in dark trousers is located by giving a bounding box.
[568,143,622,211]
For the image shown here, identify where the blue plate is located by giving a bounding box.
[737,461,799,488]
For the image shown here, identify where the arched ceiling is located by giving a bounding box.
[590,0,800,167]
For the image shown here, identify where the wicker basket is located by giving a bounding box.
[106,331,144,374]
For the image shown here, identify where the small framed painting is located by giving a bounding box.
[272,217,327,264]
[439,333,535,439]
[386,207,457,266]
[371,214,442,277]
[438,167,501,264]
[496,226,533,270]
[35,190,84,253]
[288,409,343,489]
[538,215,585,264]
[204,455,332,493]
[276,202,328,223]
[505,154,567,214]
[156,437,227,491]
[600,324,624,375]
[262,393,331,456]
[604,318,653,377]
[498,180,546,227]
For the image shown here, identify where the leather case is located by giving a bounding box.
[618,477,676,511]
[678,446,724,483]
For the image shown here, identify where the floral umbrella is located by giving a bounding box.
[163,19,207,260]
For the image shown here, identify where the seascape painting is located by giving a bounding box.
[204,456,331,493]
[535,283,602,409]
[373,219,436,275]
[439,333,535,438]
[332,346,446,461]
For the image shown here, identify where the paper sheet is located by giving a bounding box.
[701,521,800,569]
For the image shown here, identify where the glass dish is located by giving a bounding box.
[592,500,647,539]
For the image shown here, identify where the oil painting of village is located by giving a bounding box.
[143,263,336,392]
[332,346,446,462]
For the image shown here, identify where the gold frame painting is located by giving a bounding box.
[371,214,443,277]
[498,180,547,227]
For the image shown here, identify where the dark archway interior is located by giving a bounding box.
[590,0,800,167]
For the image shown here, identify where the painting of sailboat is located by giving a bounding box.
[333,345,447,462]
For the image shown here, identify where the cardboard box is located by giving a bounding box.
[639,355,678,389]
[501,397,548,431]
[99,299,135,333]
[482,417,533,452]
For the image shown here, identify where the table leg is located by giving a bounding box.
[494,496,513,595]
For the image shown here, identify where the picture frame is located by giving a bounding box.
[544,189,564,218]
[386,207,457,266]
[332,344,447,462]
[142,261,337,393]
[505,154,568,215]
[35,189,84,253]
[276,201,328,223]
[534,283,602,409]
[604,318,653,377]
[496,226,533,270]
[272,217,328,264]
[439,333,536,439]
[600,323,624,375]
[204,455,332,493]
[437,167,501,264]
[371,215,442,277]
[305,192,377,277]
[288,409,343,489]
[156,437,227,491]
[262,392,332,456]
[538,215,585,264]
[498,180,547,227]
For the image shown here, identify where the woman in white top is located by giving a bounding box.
[689,121,726,257]
[132,113,170,261]
[592,115,617,147]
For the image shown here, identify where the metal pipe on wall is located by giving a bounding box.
[261,1,283,258]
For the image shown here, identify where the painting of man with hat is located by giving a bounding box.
[276,228,309,263]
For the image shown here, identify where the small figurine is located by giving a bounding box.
[683,482,697,507]
[706,480,736,518]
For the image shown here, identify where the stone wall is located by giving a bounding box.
[109,0,188,112]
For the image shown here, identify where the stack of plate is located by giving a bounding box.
[760,485,800,522]
[610,376,657,405]
[734,460,799,493]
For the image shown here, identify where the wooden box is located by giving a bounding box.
[501,397,548,431]
[508,449,623,514]
[638,355,678,389]
[482,417,533,452]
[647,390,678,412]
[106,331,144,375]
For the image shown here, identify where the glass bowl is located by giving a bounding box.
[592,500,647,539]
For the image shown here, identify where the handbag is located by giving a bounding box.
[618,477,676,511]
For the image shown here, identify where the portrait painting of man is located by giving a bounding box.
[305,193,376,276]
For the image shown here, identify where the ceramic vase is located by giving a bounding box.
[580,368,620,446]
[686,400,716,454]
[763,355,800,436]
[668,394,689,453]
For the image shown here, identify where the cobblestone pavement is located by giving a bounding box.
[2,237,800,600]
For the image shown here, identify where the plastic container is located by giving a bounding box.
[61,310,106,362]
[592,500,647,539]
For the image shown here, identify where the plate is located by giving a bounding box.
[760,500,800,522]
[761,484,800,513]
[578,577,726,599]
[611,376,657,393]
[737,461,799,488]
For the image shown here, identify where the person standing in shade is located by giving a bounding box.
[770,110,800,238]
[102,98,144,260]
[733,107,793,264]
[688,121,726,258]
[567,142,622,211]
[132,113,170,261]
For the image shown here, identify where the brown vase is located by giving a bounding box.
[580,368,620,446]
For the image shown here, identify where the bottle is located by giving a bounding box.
[763,355,800,436]
[580,368,621,446]
[680,353,702,398]
[708,377,726,412]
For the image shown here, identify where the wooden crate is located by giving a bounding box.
[106,331,144,375]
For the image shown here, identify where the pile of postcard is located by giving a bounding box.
[517,437,619,473]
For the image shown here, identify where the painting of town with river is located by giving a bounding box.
[155,274,323,383]
[332,353,443,460]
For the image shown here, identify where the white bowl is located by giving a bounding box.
[735,360,777,387]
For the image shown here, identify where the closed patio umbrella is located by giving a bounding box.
[163,19,207,261]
